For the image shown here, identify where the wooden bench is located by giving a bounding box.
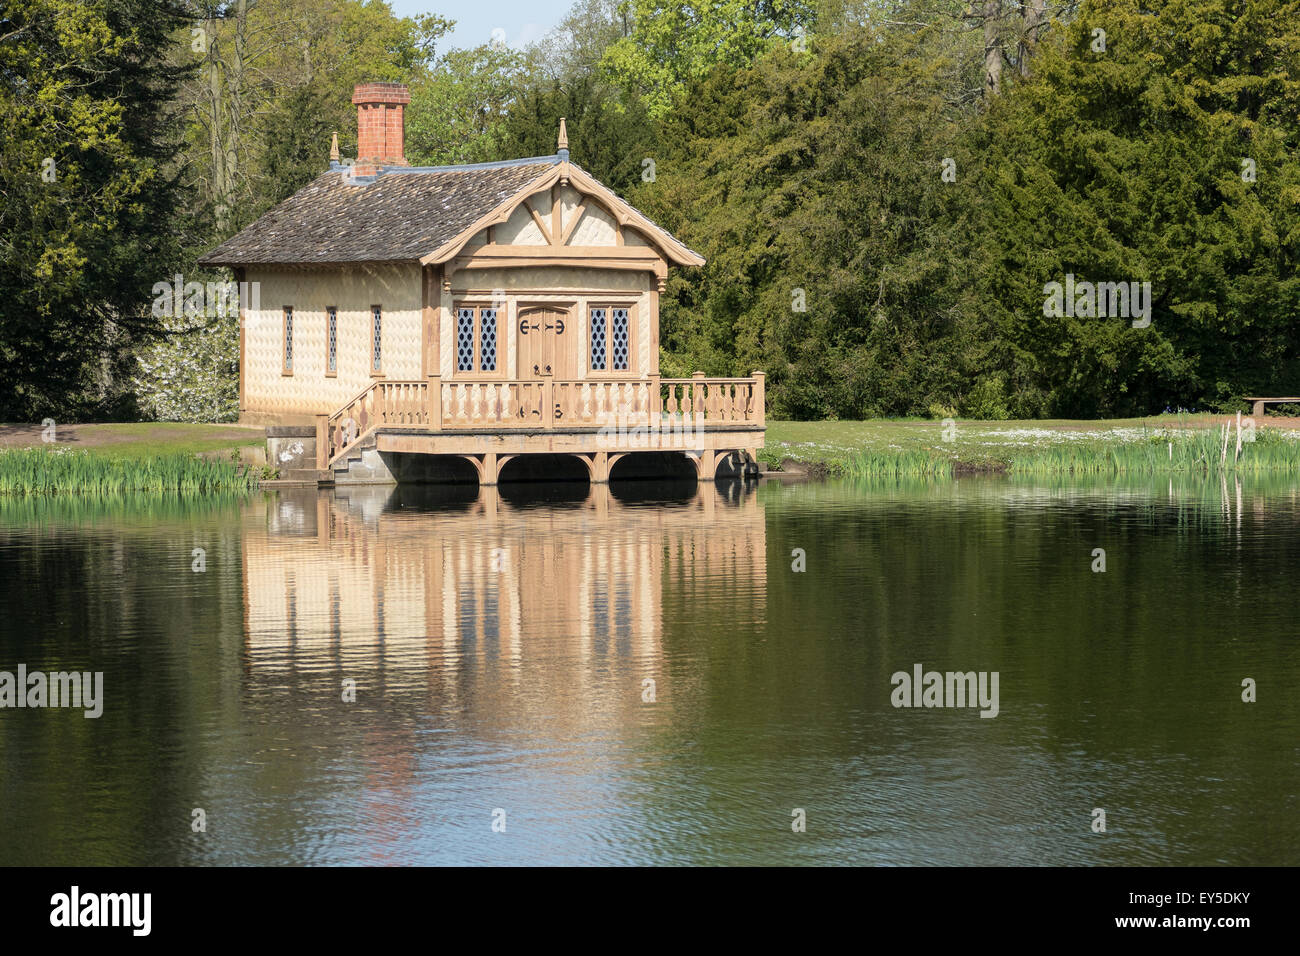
[1243,396,1300,417]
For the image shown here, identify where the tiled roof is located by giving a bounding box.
[197,157,559,266]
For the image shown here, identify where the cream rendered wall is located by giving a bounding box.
[569,203,619,246]
[497,200,547,245]
[244,264,421,418]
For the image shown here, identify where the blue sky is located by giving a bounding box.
[387,1,576,51]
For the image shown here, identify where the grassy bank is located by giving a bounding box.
[0,422,265,459]
[763,415,1300,478]
[0,448,261,494]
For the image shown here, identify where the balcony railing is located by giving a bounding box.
[318,373,765,467]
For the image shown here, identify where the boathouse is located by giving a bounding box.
[199,82,765,485]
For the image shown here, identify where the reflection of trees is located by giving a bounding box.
[0,498,247,864]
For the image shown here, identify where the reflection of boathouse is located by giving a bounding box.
[240,485,767,710]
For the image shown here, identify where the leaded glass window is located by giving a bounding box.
[611,308,629,370]
[589,307,607,371]
[457,308,475,371]
[480,308,498,372]
[283,307,293,372]
[371,306,382,372]
[326,307,337,373]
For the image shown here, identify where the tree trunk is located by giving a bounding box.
[984,0,1003,98]
[205,21,231,234]
[1019,0,1047,76]
[221,0,248,234]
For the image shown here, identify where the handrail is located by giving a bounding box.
[318,373,765,468]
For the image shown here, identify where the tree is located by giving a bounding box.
[527,0,632,83]
[406,42,527,166]
[636,17,986,417]
[498,73,656,193]
[966,0,1300,416]
[600,0,818,117]
[0,0,193,420]
[180,0,441,239]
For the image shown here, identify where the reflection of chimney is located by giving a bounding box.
[351,82,409,176]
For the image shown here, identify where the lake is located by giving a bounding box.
[0,474,1296,865]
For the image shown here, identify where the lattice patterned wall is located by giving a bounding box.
[243,264,421,417]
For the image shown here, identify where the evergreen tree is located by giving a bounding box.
[0,0,194,420]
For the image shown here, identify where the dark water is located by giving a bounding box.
[0,474,1296,865]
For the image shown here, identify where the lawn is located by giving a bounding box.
[0,422,265,459]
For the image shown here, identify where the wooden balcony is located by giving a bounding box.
[315,373,766,482]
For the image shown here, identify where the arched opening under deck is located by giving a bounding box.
[497,453,591,484]
[607,451,698,482]
[380,452,481,485]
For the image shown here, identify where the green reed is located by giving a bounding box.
[836,448,955,479]
[0,448,260,495]
[829,418,1300,480]
[1004,424,1300,476]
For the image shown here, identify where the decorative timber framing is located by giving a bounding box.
[418,162,701,296]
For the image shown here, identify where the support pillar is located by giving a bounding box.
[698,448,716,481]
[315,414,328,470]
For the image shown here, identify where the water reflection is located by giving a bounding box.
[2,473,1297,865]
[242,479,766,730]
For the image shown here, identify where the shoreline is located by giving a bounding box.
[3,416,1300,493]
[761,415,1300,480]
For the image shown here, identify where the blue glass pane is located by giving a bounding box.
[457,308,475,371]
[612,308,629,370]
[480,309,497,372]
[590,308,607,371]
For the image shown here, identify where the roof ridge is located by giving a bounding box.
[329,155,559,176]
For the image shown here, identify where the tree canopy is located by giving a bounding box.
[3,0,1298,421]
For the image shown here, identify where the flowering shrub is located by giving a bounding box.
[133,311,239,422]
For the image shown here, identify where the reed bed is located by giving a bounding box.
[835,448,954,479]
[831,417,1300,479]
[0,448,260,495]
[1004,421,1300,476]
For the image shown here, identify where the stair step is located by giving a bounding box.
[283,468,331,483]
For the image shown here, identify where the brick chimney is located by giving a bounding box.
[351,82,410,176]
